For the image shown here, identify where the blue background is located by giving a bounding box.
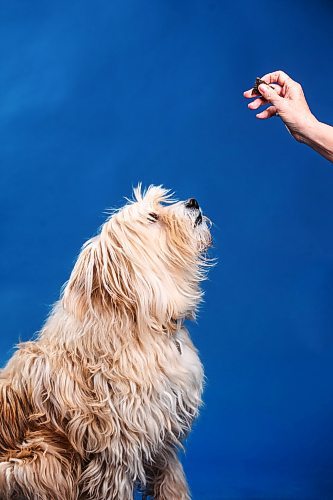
[1,1,333,498]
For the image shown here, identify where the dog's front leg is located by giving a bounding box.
[146,449,190,500]
[79,454,134,500]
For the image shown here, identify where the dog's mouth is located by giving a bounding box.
[185,198,203,227]
[194,213,203,227]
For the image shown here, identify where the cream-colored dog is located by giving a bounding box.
[0,185,212,499]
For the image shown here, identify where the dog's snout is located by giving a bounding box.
[185,198,199,210]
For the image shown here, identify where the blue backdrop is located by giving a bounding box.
[1,1,333,499]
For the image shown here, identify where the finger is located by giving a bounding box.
[247,85,284,109]
[243,89,255,98]
[248,97,266,110]
[257,84,283,106]
[243,84,282,99]
[260,70,293,87]
[256,106,278,119]
[269,84,282,94]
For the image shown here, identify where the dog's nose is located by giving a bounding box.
[185,198,199,210]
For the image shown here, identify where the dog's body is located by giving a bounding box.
[0,186,211,499]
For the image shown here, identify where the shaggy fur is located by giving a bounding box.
[0,185,212,499]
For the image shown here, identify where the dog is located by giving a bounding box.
[0,185,212,499]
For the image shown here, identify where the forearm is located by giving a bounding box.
[298,118,333,163]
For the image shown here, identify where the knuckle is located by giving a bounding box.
[280,70,292,82]
[276,70,286,79]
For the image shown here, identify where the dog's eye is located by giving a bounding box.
[148,212,159,222]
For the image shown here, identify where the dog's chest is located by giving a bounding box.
[100,329,204,447]
[148,328,204,434]
[172,330,203,391]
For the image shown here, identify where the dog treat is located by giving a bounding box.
[252,77,275,96]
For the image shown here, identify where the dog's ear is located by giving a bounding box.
[62,241,100,320]
[62,232,175,332]
[62,236,137,321]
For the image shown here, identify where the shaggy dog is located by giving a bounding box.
[0,185,212,499]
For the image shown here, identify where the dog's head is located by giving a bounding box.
[63,185,212,334]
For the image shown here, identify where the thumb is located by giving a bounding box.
[258,84,282,105]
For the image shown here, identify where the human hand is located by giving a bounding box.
[243,70,318,143]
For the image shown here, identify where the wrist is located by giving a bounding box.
[296,118,333,163]
[293,114,320,145]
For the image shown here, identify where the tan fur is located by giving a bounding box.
[0,185,212,499]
